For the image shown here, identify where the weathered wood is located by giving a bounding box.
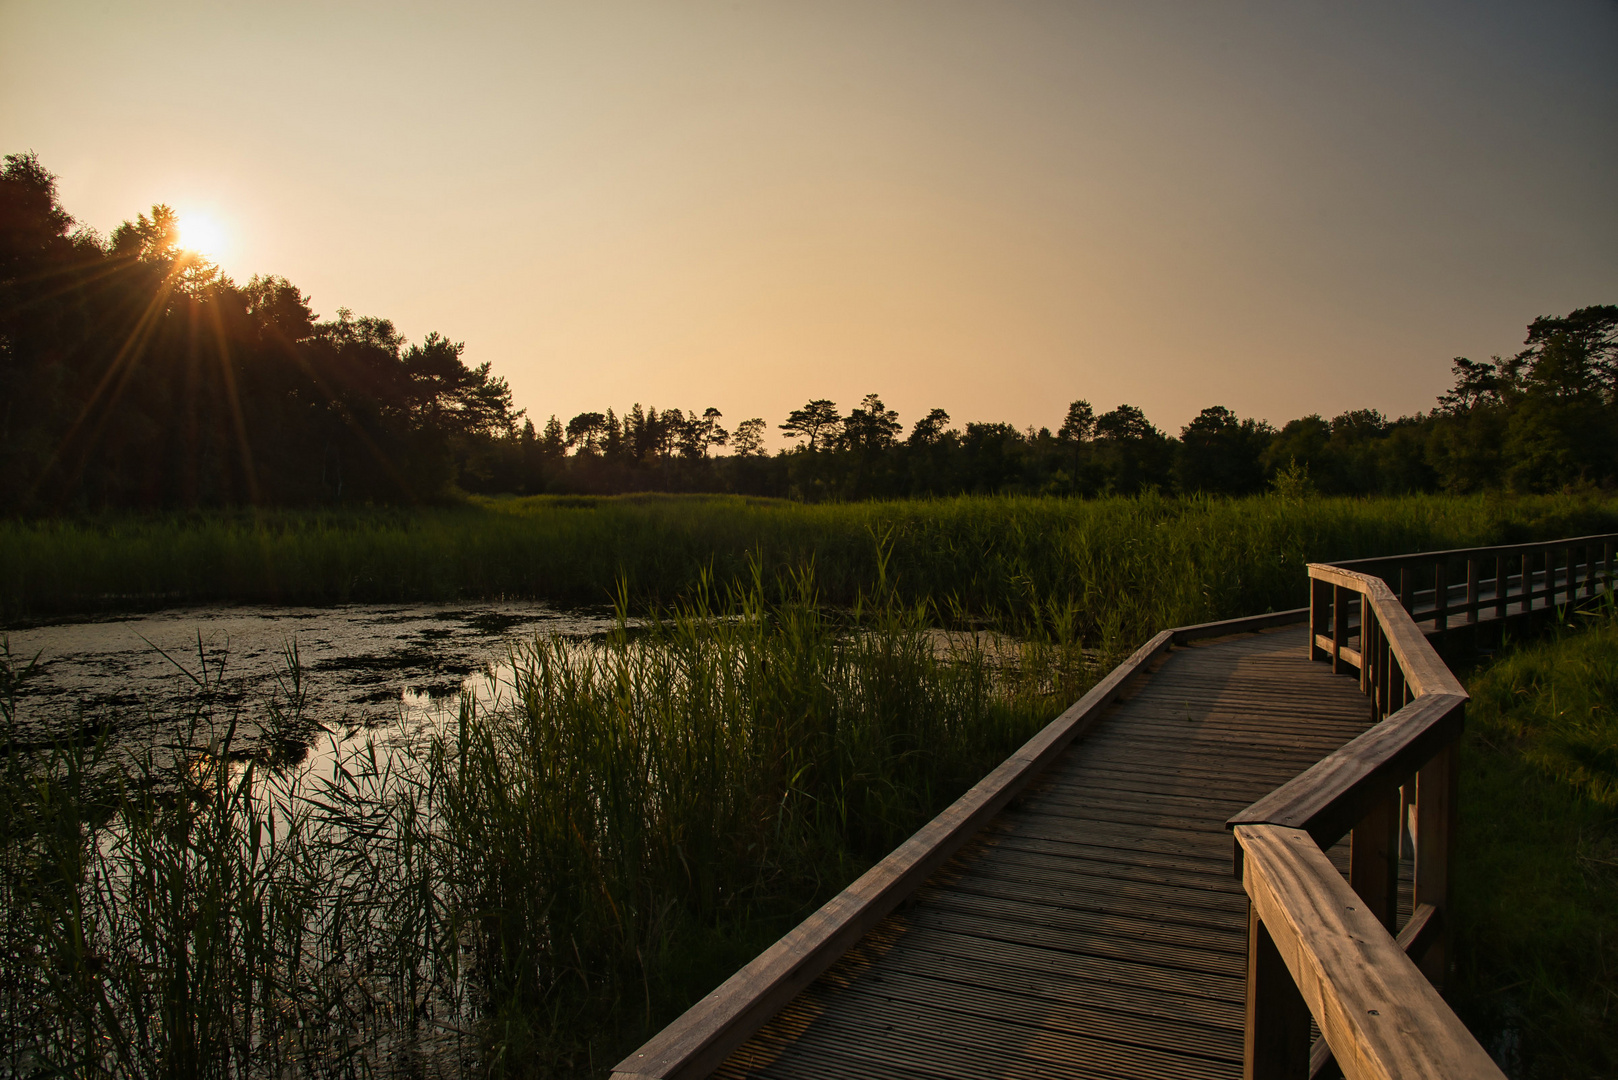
[1348,793,1400,934]
[609,629,1175,1080]
[1236,824,1506,1080]
[1245,901,1312,1080]
[1306,902,1445,1080]
[1413,741,1458,987]
[1227,693,1465,848]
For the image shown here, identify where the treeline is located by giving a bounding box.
[0,153,518,509]
[3,152,1614,510]
[489,307,1618,500]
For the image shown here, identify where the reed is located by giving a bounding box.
[0,567,1088,1077]
[6,493,1618,638]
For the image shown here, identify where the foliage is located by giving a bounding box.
[1452,605,1618,1078]
[0,152,519,510]
[6,493,1618,630]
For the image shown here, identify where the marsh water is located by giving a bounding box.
[2,602,623,764]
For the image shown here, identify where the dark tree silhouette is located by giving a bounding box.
[780,399,843,451]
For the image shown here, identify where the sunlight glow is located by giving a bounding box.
[176,212,226,261]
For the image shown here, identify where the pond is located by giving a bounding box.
[1,602,623,764]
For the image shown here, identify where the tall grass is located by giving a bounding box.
[6,493,1618,644]
[0,568,1088,1077]
[1451,603,1618,1078]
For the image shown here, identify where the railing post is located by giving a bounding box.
[1399,563,1413,613]
[1606,540,1614,594]
[1494,553,1506,622]
[1379,627,1393,720]
[1332,585,1348,674]
[1521,548,1533,615]
[1432,559,1448,634]
[1359,596,1372,695]
[1351,791,1402,934]
[1584,543,1596,598]
[1244,903,1311,1080]
[1566,544,1577,609]
[1414,736,1460,988]
[1310,575,1330,662]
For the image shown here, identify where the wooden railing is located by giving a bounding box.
[614,533,1617,1080]
[1225,535,1618,1080]
[1322,534,1617,646]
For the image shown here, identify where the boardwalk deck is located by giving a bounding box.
[619,540,1608,1080]
[711,626,1373,1080]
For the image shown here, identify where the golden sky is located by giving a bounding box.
[4,0,1615,442]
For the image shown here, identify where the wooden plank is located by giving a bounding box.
[866,945,1243,1036]
[887,923,1248,1004]
[1235,824,1505,1080]
[609,629,1177,1080]
[1227,693,1466,848]
[817,966,1246,1061]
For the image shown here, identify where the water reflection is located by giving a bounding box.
[3,601,624,765]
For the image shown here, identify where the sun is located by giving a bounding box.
[175,212,226,261]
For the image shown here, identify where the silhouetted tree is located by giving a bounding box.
[780,399,842,451]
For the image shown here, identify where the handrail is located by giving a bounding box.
[1220,533,1618,1080]
[1332,531,1618,568]
[1319,536,1617,640]
[1236,824,1502,1080]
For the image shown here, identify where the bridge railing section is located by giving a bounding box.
[1223,532,1618,1080]
[1230,563,1495,1079]
[1319,533,1617,648]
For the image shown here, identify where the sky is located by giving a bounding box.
[3,0,1615,443]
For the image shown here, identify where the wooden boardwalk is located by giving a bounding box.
[619,538,1618,1080]
[712,626,1371,1080]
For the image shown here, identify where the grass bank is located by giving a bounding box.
[0,570,1090,1078]
[6,493,1618,643]
[1453,605,1618,1078]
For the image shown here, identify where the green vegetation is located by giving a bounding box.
[1452,606,1618,1078]
[8,492,1618,632]
[0,571,1088,1078]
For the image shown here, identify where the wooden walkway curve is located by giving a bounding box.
[617,536,1616,1080]
[710,626,1367,1080]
